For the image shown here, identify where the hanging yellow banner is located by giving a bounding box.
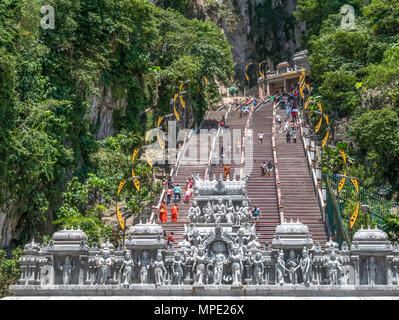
[132,149,139,164]
[317,103,323,113]
[145,149,153,168]
[131,168,140,191]
[157,132,165,150]
[174,105,180,120]
[323,114,329,126]
[157,117,164,127]
[179,82,184,92]
[245,73,249,81]
[116,203,125,230]
[174,93,179,103]
[299,86,304,99]
[259,62,263,78]
[339,150,347,164]
[133,179,140,192]
[350,201,360,229]
[204,76,209,84]
[117,180,127,197]
[180,95,185,108]
[338,177,346,193]
[315,117,322,133]
[351,178,359,194]
[322,130,329,148]
[145,130,151,142]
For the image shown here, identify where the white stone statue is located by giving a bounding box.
[153,253,167,285]
[204,201,215,223]
[239,200,250,222]
[247,234,261,251]
[226,199,235,224]
[120,252,134,286]
[299,247,312,286]
[137,250,151,284]
[368,256,377,285]
[324,251,342,285]
[192,248,207,285]
[188,201,201,223]
[213,198,226,223]
[188,227,202,248]
[286,249,299,284]
[251,252,264,285]
[172,253,185,285]
[59,256,74,285]
[236,227,250,255]
[213,253,227,285]
[276,250,288,285]
[96,250,113,285]
[230,245,243,285]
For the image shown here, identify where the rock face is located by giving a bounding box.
[182,0,306,77]
[89,86,127,140]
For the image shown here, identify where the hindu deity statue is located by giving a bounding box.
[153,252,167,285]
[188,201,201,223]
[120,252,135,286]
[137,250,151,284]
[59,256,74,285]
[251,252,264,285]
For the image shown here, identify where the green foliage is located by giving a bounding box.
[383,214,399,242]
[0,0,233,248]
[299,0,399,199]
[0,248,23,298]
[351,108,399,191]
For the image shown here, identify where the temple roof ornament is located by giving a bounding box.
[352,226,388,241]
[52,226,88,242]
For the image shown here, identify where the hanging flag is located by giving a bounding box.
[350,201,360,229]
[179,82,184,92]
[315,117,323,133]
[117,180,127,197]
[174,105,180,120]
[116,203,125,230]
[351,178,359,194]
[157,117,164,127]
[338,150,347,193]
[323,114,329,127]
[145,149,153,168]
[132,149,139,164]
[204,76,209,85]
[174,93,179,103]
[180,95,186,108]
[145,130,151,142]
[131,168,140,192]
[322,129,329,148]
[258,62,264,78]
[245,73,249,81]
[157,132,165,151]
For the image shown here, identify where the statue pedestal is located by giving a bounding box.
[184,279,192,285]
[245,278,252,285]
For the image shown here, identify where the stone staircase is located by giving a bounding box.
[158,108,228,246]
[248,102,280,246]
[274,107,329,245]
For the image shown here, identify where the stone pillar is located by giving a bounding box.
[266,82,270,96]
[283,79,287,92]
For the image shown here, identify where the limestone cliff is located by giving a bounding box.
[161,0,306,82]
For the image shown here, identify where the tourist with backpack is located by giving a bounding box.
[252,206,261,224]
[173,184,181,203]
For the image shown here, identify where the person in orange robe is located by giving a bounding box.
[159,202,167,223]
[171,204,178,223]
